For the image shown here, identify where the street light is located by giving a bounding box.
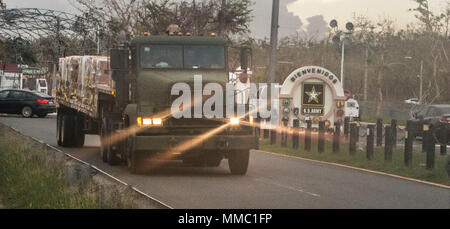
[330,20,354,89]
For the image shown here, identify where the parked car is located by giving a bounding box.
[345,98,360,120]
[412,104,450,144]
[405,98,420,105]
[0,89,56,118]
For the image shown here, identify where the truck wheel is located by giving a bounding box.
[56,113,62,146]
[103,117,120,166]
[74,114,85,147]
[126,136,140,173]
[228,150,250,175]
[127,150,138,173]
[99,117,109,162]
[206,152,223,167]
[106,145,121,165]
[61,114,75,147]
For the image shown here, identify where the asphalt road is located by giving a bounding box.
[1,114,449,209]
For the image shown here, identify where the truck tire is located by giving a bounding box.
[126,136,140,174]
[228,150,250,175]
[101,117,120,166]
[127,150,138,173]
[107,144,121,165]
[206,152,223,167]
[61,114,75,147]
[56,113,62,146]
[99,117,109,162]
[74,114,85,147]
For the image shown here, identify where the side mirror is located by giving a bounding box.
[110,48,129,71]
[240,47,252,73]
[240,48,248,73]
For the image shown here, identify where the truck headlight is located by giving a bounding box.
[137,117,163,126]
[152,118,162,126]
[142,118,152,125]
[230,117,240,125]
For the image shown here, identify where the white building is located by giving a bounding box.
[0,64,23,90]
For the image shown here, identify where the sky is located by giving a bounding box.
[287,0,448,31]
[4,0,450,39]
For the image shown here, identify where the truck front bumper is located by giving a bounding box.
[134,135,258,152]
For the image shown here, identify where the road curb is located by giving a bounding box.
[255,149,450,190]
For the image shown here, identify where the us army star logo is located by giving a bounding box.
[305,86,322,103]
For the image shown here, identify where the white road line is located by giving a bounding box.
[254,177,320,198]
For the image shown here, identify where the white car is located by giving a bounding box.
[405,98,420,105]
[345,98,360,119]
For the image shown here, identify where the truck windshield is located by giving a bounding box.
[140,45,183,69]
[38,79,46,87]
[184,45,225,69]
[140,45,225,69]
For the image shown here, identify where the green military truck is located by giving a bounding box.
[55,34,257,175]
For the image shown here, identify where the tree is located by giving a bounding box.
[410,0,450,102]
[70,0,253,46]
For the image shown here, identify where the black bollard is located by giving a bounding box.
[391,119,397,148]
[344,117,350,139]
[376,118,383,146]
[355,121,360,143]
[333,122,341,153]
[293,119,299,149]
[255,116,260,140]
[270,129,276,145]
[422,124,427,153]
[384,126,392,162]
[424,124,435,170]
[281,119,288,147]
[440,126,447,156]
[349,123,357,155]
[305,120,312,152]
[404,120,414,167]
[264,129,269,139]
[446,156,450,177]
[318,121,325,153]
[367,125,375,160]
[424,126,436,169]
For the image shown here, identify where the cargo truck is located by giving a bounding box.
[55,34,257,175]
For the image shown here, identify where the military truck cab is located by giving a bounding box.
[114,35,256,174]
[55,34,256,175]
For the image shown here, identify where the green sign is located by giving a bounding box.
[22,68,46,75]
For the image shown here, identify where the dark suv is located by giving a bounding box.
[412,104,450,144]
[0,89,56,118]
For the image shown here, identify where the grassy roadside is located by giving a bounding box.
[259,138,449,186]
[0,132,100,209]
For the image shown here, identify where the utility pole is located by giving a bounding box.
[267,0,279,84]
[330,20,353,89]
[419,60,423,103]
[97,23,100,55]
[340,40,345,88]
